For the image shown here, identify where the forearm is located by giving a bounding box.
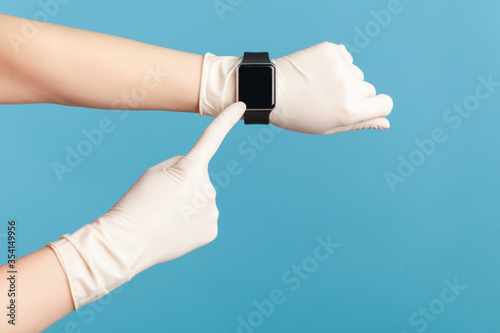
[0,102,243,332]
[0,247,73,332]
[0,13,202,112]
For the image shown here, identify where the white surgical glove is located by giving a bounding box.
[199,41,393,135]
[47,102,246,310]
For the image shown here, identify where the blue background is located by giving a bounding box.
[1,0,500,332]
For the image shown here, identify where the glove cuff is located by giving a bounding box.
[46,219,135,310]
[199,52,241,118]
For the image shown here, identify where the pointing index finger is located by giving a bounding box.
[185,102,246,165]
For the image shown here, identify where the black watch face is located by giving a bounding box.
[238,64,276,110]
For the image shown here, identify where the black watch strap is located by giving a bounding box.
[242,52,271,64]
[244,111,272,124]
[241,52,272,125]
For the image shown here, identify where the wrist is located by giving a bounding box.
[199,52,241,117]
[47,214,143,309]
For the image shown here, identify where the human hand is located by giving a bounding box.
[48,102,246,309]
[199,42,393,134]
[270,42,393,134]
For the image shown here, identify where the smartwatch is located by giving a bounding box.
[237,52,276,125]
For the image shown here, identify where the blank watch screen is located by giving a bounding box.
[238,65,275,109]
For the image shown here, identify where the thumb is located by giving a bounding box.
[183,102,246,165]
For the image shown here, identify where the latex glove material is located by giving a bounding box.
[47,102,246,310]
[199,41,393,135]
